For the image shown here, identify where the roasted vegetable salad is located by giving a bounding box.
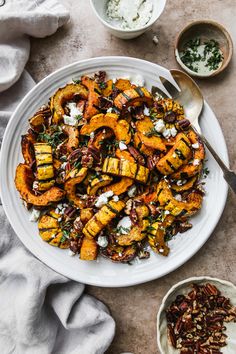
[15,71,206,262]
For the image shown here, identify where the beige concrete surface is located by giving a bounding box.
[26,1,236,353]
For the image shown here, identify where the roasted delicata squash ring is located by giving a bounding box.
[171,130,205,179]
[64,167,88,207]
[136,117,166,152]
[21,131,36,166]
[15,164,65,206]
[80,113,131,144]
[156,133,192,175]
[114,87,153,111]
[102,157,149,183]
[61,125,79,153]
[87,174,113,195]
[50,83,88,124]
[83,200,125,239]
[15,72,206,262]
[81,76,102,120]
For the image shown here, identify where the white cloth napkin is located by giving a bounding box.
[0,1,115,353]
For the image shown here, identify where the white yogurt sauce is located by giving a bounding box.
[107,0,153,30]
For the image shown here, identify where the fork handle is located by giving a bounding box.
[193,128,236,194]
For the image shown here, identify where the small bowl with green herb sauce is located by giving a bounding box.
[175,20,233,78]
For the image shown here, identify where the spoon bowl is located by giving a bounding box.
[161,69,204,132]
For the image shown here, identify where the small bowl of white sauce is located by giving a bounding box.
[90,0,166,39]
[175,20,233,78]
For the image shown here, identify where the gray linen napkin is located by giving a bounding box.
[0,1,115,353]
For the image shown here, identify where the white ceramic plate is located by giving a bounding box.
[0,57,228,287]
[157,276,236,353]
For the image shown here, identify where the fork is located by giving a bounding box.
[152,69,236,194]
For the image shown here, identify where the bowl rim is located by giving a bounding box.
[174,19,234,78]
[89,0,166,33]
[156,276,236,353]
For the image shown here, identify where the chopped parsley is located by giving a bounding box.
[180,37,223,73]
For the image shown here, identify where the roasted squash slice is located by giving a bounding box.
[87,174,113,195]
[133,132,155,156]
[34,143,55,191]
[102,244,137,263]
[90,129,114,150]
[81,76,102,120]
[29,113,45,132]
[102,157,149,183]
[115,149,134,162]
[50,83,88,124]
[117,205,149,246]
[80,237,98,260]
[38,212,70,248]
[171,130,205,179]
[21,132,36,166]
[156,133,192,175]
[171,176,198,192]
[115,78,133,91]
[114,87,153,111]
[80,113,131,144]
[64,167,88,207]
[136,117,166,152]
[148,222,170,256]
[157,180,203,217]
[102,79,113,97]
[15,164,65,206]
[62,125,79,153]
[103,177,133,195]
[82,200,125,238]
[80,208,94,224]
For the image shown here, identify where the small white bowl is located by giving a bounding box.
[90,0,166,39]
[157,276,236,354]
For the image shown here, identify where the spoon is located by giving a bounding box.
[152,69,236,194]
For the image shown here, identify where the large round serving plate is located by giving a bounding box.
[0,57,228,287]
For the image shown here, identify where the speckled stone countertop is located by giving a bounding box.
[26,1,236,353]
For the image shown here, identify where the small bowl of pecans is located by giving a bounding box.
[157,277,236,354]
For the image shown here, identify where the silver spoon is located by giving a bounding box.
[152,69,236,194]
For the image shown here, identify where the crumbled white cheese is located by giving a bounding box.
[176,179,187,186]
[32,181,39,190]
[63,115,78,126]
[170,126,177,137]
[113,195,119,202]
[143,106,150,116]
[162,128,172,139]
[153,35,159,45]
[127,185,137,198]
[68,250,76,257]
[119,141,127,150]
[95,191,114,208]
[55,203,67,215]
[107,0,153,30]
[61,162,67,170]
[97,235,108,248]
[154,119,165,133]
[29,208,41,222]
[117,216,132,234]
[63,102,83,126]
[132,74,145,87]
[193,159,200,166]
[192,142,200,149]
[174,194,182,201]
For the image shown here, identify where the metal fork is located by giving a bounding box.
[152,69,236,194]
